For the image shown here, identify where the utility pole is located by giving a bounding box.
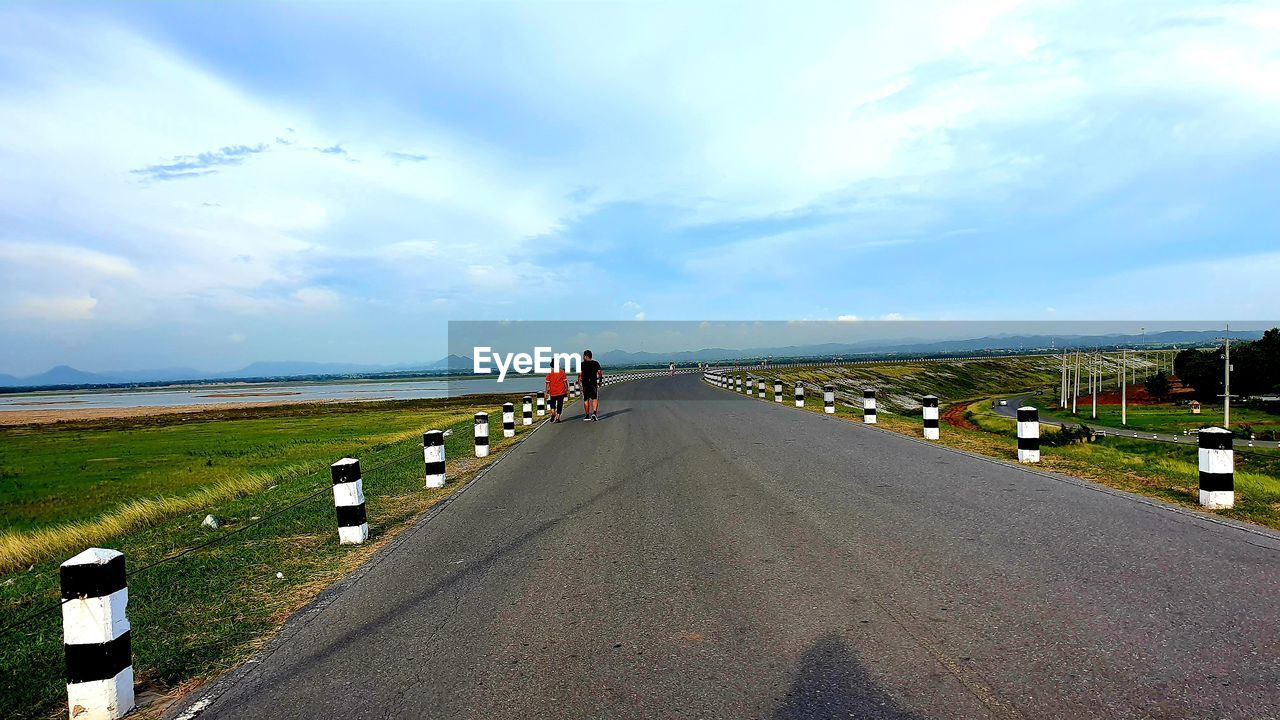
[1072,351,1080,414]
[1121,348,1127,426]
[1091,352,1098,419]
[1222,322,1232,428]
[1060,354,1068,408]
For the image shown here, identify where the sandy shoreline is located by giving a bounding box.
[0,399,332,426]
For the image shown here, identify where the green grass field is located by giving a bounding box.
[0,395,550,720]
[1037,401,1280,437]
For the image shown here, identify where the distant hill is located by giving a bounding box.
[429,354,474,371]
[20,365,118,386]
[0,355,474,389]
[222,361,397,378]
[0,330,1263,389]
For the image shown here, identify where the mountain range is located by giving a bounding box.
[0,355,474,389]
[1,331,1260,389]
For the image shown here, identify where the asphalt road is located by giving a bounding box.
[175,375,1280,720]
[991,393,1280,449]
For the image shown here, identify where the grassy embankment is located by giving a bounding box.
[0,394,553,720]
[723,357,1280,530]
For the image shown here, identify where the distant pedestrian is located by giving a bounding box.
[545,362,569,423]
[669,361,675,376]
[580,350,603,421]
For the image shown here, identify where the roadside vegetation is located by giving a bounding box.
[0,395,547,719]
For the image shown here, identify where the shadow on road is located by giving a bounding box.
[773,634,921,720]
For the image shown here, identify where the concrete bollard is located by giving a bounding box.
[922,395,939,440]
[863,389,877,424]
[502,402,515,438]
[795,382,804,407]
[61,548,134,720]
[522,396,533,426]
[331,458,368,544]
[758,379,766,399]
[474,412,489,457]
[423,430,445,488]
[823,384,835,413]
[1016,407,1040,463]
[774,379,783,402]
[1198,427,1234,509]
[536,391,546,416]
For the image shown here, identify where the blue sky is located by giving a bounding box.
[1,1,1278,374]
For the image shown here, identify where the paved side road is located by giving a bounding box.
[172,375,1280,720]
[990,392,1280,449]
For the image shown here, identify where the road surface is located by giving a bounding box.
[173,375,1280,720]
[990,393,1280,449]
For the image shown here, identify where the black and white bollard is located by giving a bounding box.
[331,458,368,544]
[61,548,133,720]
[474,412,489,458]
[824,384,835,413]
[1016,407,1040,463]
[795,382,804,407]
[863,389,877,424]
[922,395,939,440]
[1198,427,1234,509]
[423,430,445,488]
[758,378,766,399]
[502,402,515,438]
[522,396,533,426]
[774,379,783,403]
[536,391,546,417]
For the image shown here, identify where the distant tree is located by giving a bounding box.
[1144,370,1172,401]
[1174,327,1280,400]
[1174,348,1221,401]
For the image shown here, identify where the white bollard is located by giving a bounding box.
[502,402,515,438]
[1016,407,1040,463]
[522,395,533,426]
[758,379,766,398]
[474,412,489,457]
[423,430,445,488]
[922,395,939,440]
[824,384,835,413]
[331,458,368,544]
[61,548,134,720]
[774,379,783,402]
[1198,427,1234,509]
[536,391,546,416]
[795,382,804,407]
[863,389,877,424]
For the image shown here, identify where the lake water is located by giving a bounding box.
[0,376,550,411]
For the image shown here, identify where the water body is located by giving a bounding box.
[0,376,550,411]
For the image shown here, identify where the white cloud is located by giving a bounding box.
[837,315,860,322]
[10,295,99,321]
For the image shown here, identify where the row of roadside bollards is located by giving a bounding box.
[703,370,1235,511]
[60,368,692,720]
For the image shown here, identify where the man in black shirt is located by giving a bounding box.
[579,350,603,421]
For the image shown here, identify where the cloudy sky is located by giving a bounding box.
[1,1,1278,374]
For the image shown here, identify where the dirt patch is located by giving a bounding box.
[942,402,977,431]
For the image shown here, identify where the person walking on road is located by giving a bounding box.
[580,350,603,421]
[545,362,569,423]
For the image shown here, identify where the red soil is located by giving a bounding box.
[942,402,978,431]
